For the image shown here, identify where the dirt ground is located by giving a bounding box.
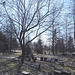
[0,52,75,75]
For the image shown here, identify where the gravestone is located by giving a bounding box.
[15,57,21,63]
[58,61,64,66]
[55,58,58,62]
[47,59,50,62]
[61,71,71,75]
[50,58,55,63]
[54,70,61,75]
[44,57,47,61]
[22,71,30,75]
[58,59,64,66]
[72,52,75,56]
[40,57,43,61]
[43,72,52,75]
[33,57,37,62]
[35,63,41,71]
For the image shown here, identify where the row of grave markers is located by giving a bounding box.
[21,56,72,75]
[22,70,71,75]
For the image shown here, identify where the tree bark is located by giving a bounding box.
[19,40,25,64]
[21,48,25,64]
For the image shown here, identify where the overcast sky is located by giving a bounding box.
[41,0,74,46]
[0,0,74,46]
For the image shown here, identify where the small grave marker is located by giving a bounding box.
[54,70,61,75]
[22,71,30,75]
[62,71,71,75]
[44,57,47,61]
[40,57,43,61]
[35,63,41,71]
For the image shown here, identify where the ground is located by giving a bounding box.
[0,51,75,75]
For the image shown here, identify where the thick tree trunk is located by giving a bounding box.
[21,48,25,63]
[19,40,25,64]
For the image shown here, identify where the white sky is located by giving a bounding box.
[38,0,74,46]
[0,0,74,46]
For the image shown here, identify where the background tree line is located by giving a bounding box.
[0,31,18,54]
[32,36,75,55]
[51,36,75,55]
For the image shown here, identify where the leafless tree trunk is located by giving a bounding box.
[73,0,75,46]
[46,0,64,54]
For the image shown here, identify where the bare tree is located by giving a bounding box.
[45,0,64,54]
[0,0,64,63]
[73,0,75,46]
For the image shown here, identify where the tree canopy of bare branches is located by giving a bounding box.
[0,0,64,63]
